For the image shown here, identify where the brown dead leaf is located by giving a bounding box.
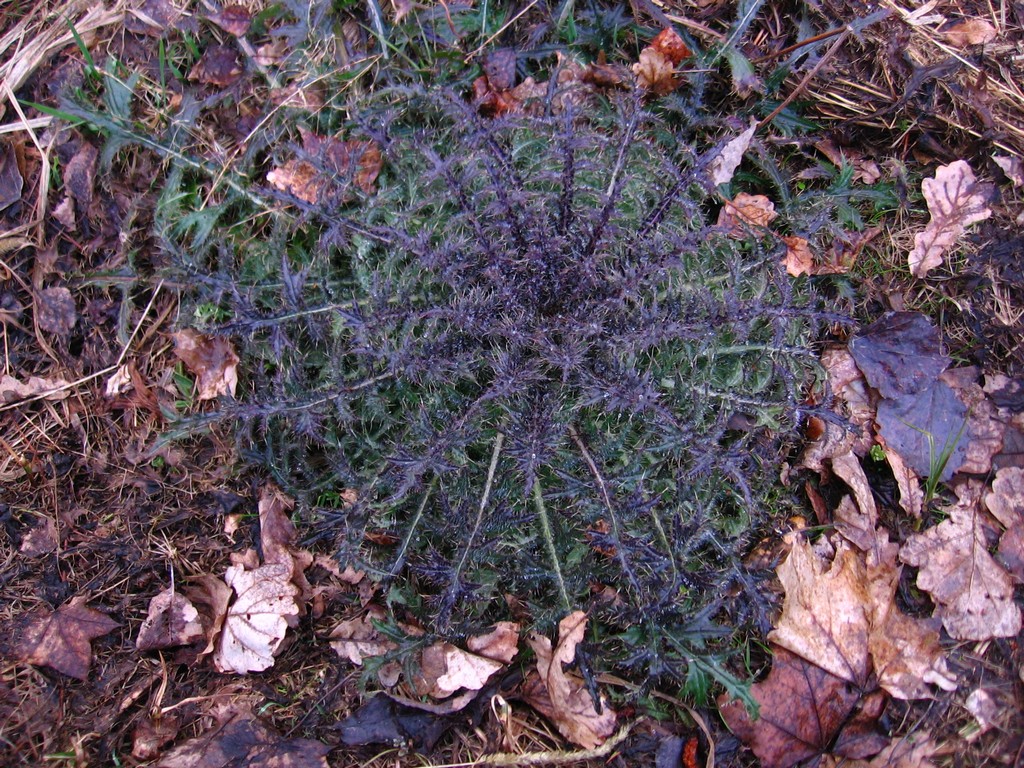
[208,4,251,36]
[0,140,23,212]
[986,466,1024,580]
[188,45,243,87]
[255,39,289,67]
[900,490,1022,640]
[213,564,299,673]
[185,574,232,659]
[782,236,815,277]
[770,538,871,686]
[632,47,678,95]
[718,646,862,768]
[64,141,97,212]
[941,19,997,47]
[821,734,939,767]
[35,286,77,335]
[815,139,883,185]
[718,193,778,235]
[136,588,205,651]
[651,28,691,65]
[268,130,382,203]
[16,598,119,680]
[938,368,1005,475]
[709,119,758,187]
[414,641,505,699]
[172,328,239,400]
[328,608,402,686]
[270,83,325,111]
[909,160,992,277]
[19,516,58,557]
[154,706,329,768]
[467,621,520,663]
[132,712,181,761]
[522,611,616,749]
[885,446,924,518]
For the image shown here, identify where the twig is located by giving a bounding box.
[758,27,850,130]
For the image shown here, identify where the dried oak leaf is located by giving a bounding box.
[213,564,299,674]
[820,734,939,768]
[522,611,616,749]
[900,493,1022,640]
[208,4,251,36]
[15,598,119,680]
[941,19,997,46]
[709,119,758,186]
[782,235,816,277]
[268,130,382,203]
[939,367,1005,475]
[815,139,882,185]
[185,573,232,659]
[993,154,1023,186]
[718,646,861,768]
[632,47,678,95]
[986,466,1024,580]
[35,286,77,334]
[136,588,205,651]
[172,328,239,400]
[849,312,950,399]
[467,621,520,663]
[132,712,181,761]
[909,160,992,277]
[413,641,505,699]
[717,192,777,236]
[155,709,329,768]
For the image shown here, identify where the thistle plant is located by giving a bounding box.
[176,84,842,692]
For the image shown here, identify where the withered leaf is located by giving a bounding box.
[466,621,520,663]
[267,131,382,203]
[483,48,517,91]
[188,45,243,87]
[185,573,232,659]
[16,599,119,680]
[876,379,968,482]
[717,192,777,235]
[993,154,1023,186]
[900,493,1022,640]
[941,19,997,46]
[414,641,504,698]
[849,312,950,399]
[35,286,77,335]
[337,694,453,750]
[132,712,181,760]
[19,516,58,557]
[172,328,239,400]
[719,646,861,768]
[214,564,299,674]
[651,27,691,64]
[136,588,205,651]
[781,235,815,277]
[522,611,616,749]
[64,141,98,210]
[909,160,992,277]
[632,47,678,95]
[0,140,23,212]
[208,4,251,36]
[709,119,758,187]
[0,374,70,403]
[155,711,329,767]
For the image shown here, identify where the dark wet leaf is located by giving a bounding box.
[0,140,23,212]
[156,713,329,767]
[849,312,950,398]
[64,142,98,211]
[336,694,453,750]
[34,286,77,335]
[876,380,968,481]
[15,600,119,680]
[188,45,243,87]
[136,589,205,651]
[209,4,252,36]
[718,647,860,768]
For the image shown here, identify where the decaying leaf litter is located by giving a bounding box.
[0,0,1022,766]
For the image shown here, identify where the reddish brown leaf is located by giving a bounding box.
[16,599,119,680]
[941,19,997,47]
[632,47,678,95]
[782,235,815,277]
[651,28,691,64]
[268,131,382,203]
[717,193,777,235]
[718,646,860,768]
[208,4,251,36]
[172,328,239,400]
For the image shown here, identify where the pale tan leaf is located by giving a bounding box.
[136,588,205,651]
[522,611,616,749]
[467,621,520,663]
[632,48,678,95]
[909,161,992,277]
[769,538,871,686]
[782,235,815,277]
[172,329,239,400]
[900,494,1022,640]
[885,446,924,519]
[214,564,299,673]
[993,154,1023,186]
[0,374,70,403]
[415,642,504,698]
[718,193,777,236]
[985,467,1024,530]
[328,613,396,665]
[942,19,997,46]
[709,119,757,186]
